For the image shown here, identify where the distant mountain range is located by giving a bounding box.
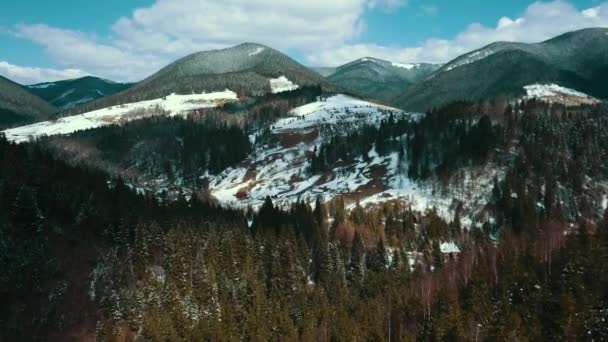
[396,27,608,111]
[324,58,440,103]
[27,76,132,110]
[1,28,607,127]
[0,75,56,128]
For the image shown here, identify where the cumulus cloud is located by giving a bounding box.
[0,60,87,84]
[308,0,608,66]
[15,24,166,82]
[10,0,608,81]
[14,0,378,81]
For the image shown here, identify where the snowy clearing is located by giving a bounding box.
[248,47,265,56]
[523,84,599,106]
[3,90,238,143]
[269,76,299,94]
[272,94,411,132]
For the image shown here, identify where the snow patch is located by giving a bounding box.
[248,47,265,56]
[523,84,599,105]
[269,76,299,94]
[27,83,55,89]
[440,242,460,254]
[443,48,496,72]
[273,94,411,132]
[392,62,417,70]
[3,90,238,143]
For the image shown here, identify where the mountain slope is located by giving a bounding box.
[328,58,440,103]
[27,76,132,110]
[70,43,335,114]
[0,75,56,128]
[397,28,608,111]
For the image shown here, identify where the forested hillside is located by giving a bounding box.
[397,28,608,111]
[27,76,132,111]
[0,76,56,128]
[2,94,608,340]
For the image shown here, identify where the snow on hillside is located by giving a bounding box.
[392,62,417,70]
[272,94,407,132]
[443,48,496,72]
[3,90,237,143]
[523,84,600,105]
[248,47,265,56]
[440,242,461,254]
[27,83,55,89]
[209,94,496,227]
[211,95,407,206]
[269,76,299,93]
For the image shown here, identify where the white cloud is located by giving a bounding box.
[11,0,608,81]
[14,0,379,81]
[0,60,87,84]
[308,1,608,66]
[15,24,166,82]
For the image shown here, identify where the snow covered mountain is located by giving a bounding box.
[0,75,56,128]
[326,58,440,104]
[397,28,608,111]
[69,43,335,115]
[27,76,132,111]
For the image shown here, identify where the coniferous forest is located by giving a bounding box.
[1,96,608,341]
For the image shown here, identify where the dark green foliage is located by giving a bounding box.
[328,58,440,104]
[3,95,608,341]
[0,75,56,128]
[48,115,252,183]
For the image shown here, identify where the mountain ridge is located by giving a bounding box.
[0,75,57,128]
[397,27,608,111]
[327,57,440,104]
[27,76,132,111]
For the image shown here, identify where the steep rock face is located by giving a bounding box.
[27,76,132,111]
[69,43,336,114]
[327,58,440,104]
[0,75,56,128]
[397,28,608,111]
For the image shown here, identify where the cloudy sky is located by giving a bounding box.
[1,0,606,84]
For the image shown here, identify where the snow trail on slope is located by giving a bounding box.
[3,90,237,143]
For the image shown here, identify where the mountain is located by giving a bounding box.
[27,76,132,110]
[69,43,336,114]
[0,75,56,128]
[327,58,440,104]
[397,28,608,111]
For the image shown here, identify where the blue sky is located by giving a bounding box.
[1,0,606,84]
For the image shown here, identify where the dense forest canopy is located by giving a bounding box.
[1,97,608,341]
